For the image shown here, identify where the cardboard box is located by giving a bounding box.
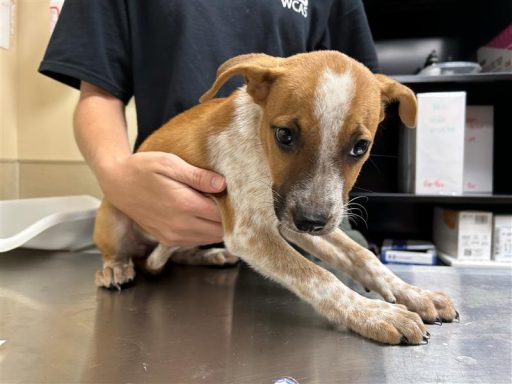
[463,106,494,193]
[415,92,467,195]
[433,208,493,261]
[493,215,512,263]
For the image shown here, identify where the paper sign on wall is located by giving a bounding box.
[0,0,12,50]
[50,0,65,35]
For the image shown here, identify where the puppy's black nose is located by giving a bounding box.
[293,211,328,233]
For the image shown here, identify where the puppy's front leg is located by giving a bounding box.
[281,227,458,324]
[227,228,428,345]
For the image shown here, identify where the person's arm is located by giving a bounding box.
[74,82,226,246]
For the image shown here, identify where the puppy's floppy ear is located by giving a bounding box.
[375,74,417,128]
[199,53,284,105]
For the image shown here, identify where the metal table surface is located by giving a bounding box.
[0,249,511,384]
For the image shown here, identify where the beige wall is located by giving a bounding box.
[0,0,19,198]
[0,0,136,200]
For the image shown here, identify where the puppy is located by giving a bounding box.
[94,51,458,345]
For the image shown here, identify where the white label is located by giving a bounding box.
[494,216,512,262]
[384,250,435,265]
[0,0,11,50]
[458,212,492,260]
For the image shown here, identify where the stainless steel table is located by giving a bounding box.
[1,249,511,384]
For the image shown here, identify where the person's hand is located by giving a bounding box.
[97,152,226,247]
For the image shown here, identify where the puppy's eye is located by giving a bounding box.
[350,139,370,158]
[274,127,294,147]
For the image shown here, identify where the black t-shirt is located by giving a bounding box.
[39,0,378,149]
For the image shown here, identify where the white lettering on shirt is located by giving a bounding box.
[280,0,308,18]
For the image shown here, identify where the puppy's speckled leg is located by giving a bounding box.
[281,227,458,324]
[225,227,427,345]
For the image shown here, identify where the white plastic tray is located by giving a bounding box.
[0,195,100,252]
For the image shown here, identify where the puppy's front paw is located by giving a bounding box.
[347,299,429,345]
[394,285,458,324]
[95,261,136,290]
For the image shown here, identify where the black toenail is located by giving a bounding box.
[455,310,460,321]
[400,335,409,345]
[364,287,370,293]
[434,317,442,325]
[424,331,431,339]
[421,335,429,344]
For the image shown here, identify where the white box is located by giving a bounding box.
[415,92,466,195]
[464,106,494,193]
[478,46,505,72]
[380,239,437,265]
[493,215,512,263]
[478,46,512,73]
[433,208,493,261]
[381,250,436,265]
[414,93,494,195]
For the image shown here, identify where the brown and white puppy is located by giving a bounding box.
[94,51,458,345]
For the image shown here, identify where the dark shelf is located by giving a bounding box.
[349,192,512,205]
[392,72,512,84]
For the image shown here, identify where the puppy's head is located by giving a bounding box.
[201,51,416,235]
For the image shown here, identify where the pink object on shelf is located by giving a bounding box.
[486,24,512,50]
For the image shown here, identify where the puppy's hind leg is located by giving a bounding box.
[144,245,239,272]
[144,244,180,273]
[170,247,239,266]
[94,200,149,289]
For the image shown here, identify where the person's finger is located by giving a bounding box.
[158,176,223,222]
[160,217,224,246]
[193,197,222,223]
[188,218,224,242]
[156,153,226,193]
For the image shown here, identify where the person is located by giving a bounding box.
[39,0,378,249]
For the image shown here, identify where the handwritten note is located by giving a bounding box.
[415,92,467,195]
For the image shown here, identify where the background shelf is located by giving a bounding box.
[392,73,512,84]
[349,192,512,205]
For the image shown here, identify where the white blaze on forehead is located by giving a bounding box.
[299,67,354,213]
[314,68,355,156]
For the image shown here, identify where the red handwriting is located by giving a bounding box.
[423,179,446,188]
[466,117,489,130]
